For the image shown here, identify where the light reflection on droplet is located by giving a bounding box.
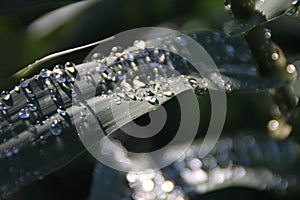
[127,172,138,183]
[267,119,279,131]
[161,180,174,193]
[51,119,62,136]
[264,29,272,39]
[188,158,202,169]
[19,108,30,119]
[271,52,279,61]
[181,168,208,185]
[286,64,297,74]
[142,179,155,192]
[134,40,146,50]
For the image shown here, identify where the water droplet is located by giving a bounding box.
[51,119,62,136]
[124,54,135,62]
[133,79,146,89]
[20,80,29,88]
[65,61,75,68]
[288,6,299,16]
[117,75,124,80]
[92,53,101,60]
[150,62,159,68]
[265,29,272,39]
[70,90,76,98]
[224,0,231,10]
[286,64,297,74]
[181,168,208,185]
[40,69,51,78]
[8,124,14,131]
[56,75,66,83]
[134,40,146,50]
[1,91,11,101]
[4,149,12,157]
[97,64,106,73]
[39,135,46,144]
[0,102,6,111]
[27,103,37,112]
[267,119,279,131]
[114,96,122,105]
[271,52,279,61]
[189,78,208,96]
[112,46,123,53]
[13,86,20,93]
[225,83,232,92]
[141,49,149,57]
[24,89,34,99]
[161,180,174,193]
[145,95,159,105]
[127,92,136,100]
[142,179,155,192]
[57,107,67,116]
[158,53,166,63]
[270,104,281,118]
[12,147,19,154]
[65,63,77,75]
[66,75,75,83]
[188,78,198,87]
[163,90,174,97]
[19,108,30,119]
[175,36,187,46]
[53,65,64,75]
[153,68,159,74]
[80,111,87,121]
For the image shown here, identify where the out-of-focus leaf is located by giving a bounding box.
[0,37,114,91]
[27,0,99,38]
[0,0,78,14]
[89,131,300,199]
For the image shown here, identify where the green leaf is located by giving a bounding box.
[0,30,294,194]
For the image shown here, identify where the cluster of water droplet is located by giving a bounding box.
[0,32,238,159]
[126,170,185,200]
[0,34,215,159]
[0,62,79,157]
[124,134,295,199]
[262,28,299,139]
[83,37,216,109]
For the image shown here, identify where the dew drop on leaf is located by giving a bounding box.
[145,95,159,105]
[286,64,297,74]
[163,90,174,97]
[267,119,279,131]
[20,80,29,88]
[57,107,67,116]
[133,40,146,50]
[50,119,62,136]
[18,108,30,119]
[133,79,146,89]
[264,29,272,39]
[1,91,11,101]
[271,52,279,61]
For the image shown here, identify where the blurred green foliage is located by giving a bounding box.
[0,0,226,83]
